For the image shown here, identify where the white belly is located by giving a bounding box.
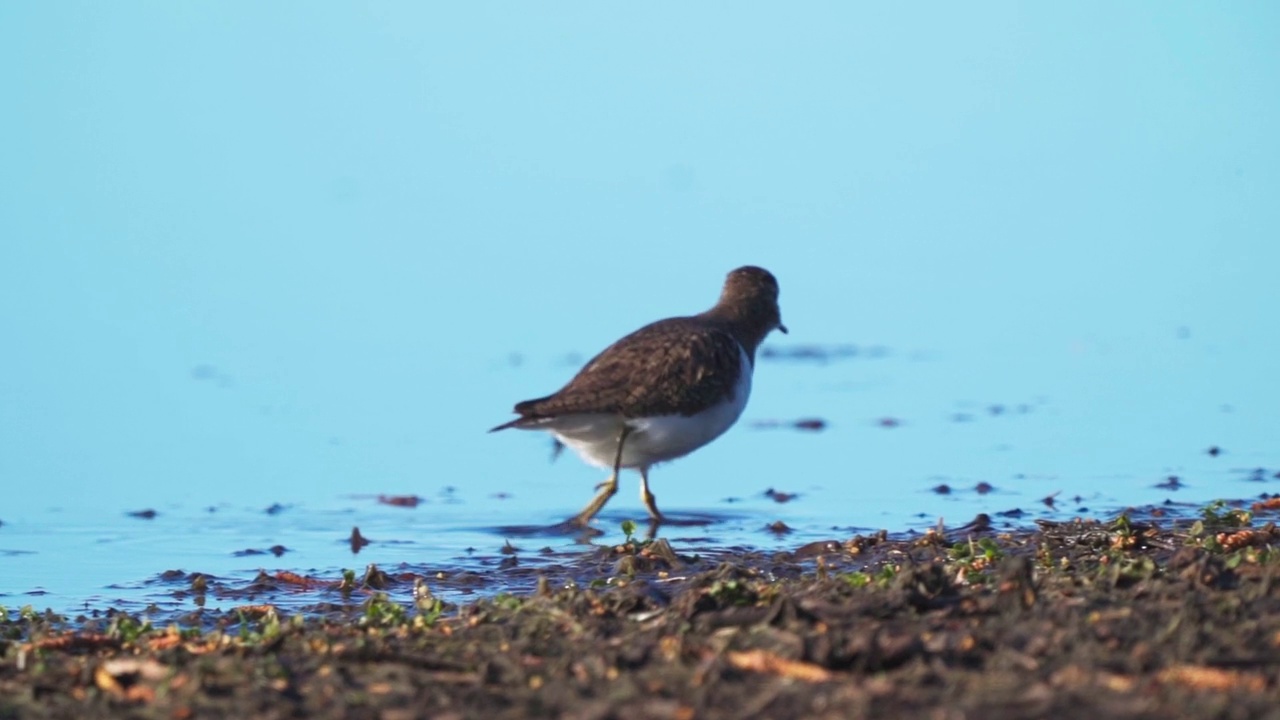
[539,343,753,471]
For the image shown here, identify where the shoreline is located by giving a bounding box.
[4,498,1279,718]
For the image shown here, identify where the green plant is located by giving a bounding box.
[415,597,446,627]
[106,614,151,644]
[339,568,357,595]
[360,593,407,627]
[840,571,872,589]
[1199,500,1252,528]
[706,579,757,606]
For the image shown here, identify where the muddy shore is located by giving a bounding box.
[4,499,1280,720]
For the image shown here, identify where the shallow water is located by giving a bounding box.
[4,335,1277,619]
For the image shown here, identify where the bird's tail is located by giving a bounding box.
[488,418,526,433]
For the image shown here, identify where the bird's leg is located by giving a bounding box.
[639,466,666,524]
[572,476,617,527]
[572,425,631,527]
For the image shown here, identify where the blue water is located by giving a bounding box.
[2,4,1278,616]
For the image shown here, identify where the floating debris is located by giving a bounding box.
[959,513,993,533]
[750,418,828,432]
[377,495,423,508]
[766,521,793,535]
[792,540,842,558]
[1234,468,1271,482]
[271,570,331,590]
[764,488,799,504]
[1251,496,1280,512]
[127,509,157,520]
[349,527,371,553]
[758,344,863,363]
[233,545,288,558]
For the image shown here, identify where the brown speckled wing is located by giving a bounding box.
[513,318,745,421]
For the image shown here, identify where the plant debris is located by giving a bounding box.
[4,502,1280,718]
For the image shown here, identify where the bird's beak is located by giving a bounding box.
[778,322,789,334]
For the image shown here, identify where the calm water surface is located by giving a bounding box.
[3,332,1276,617]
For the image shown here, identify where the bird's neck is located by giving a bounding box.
[700,305,771,361]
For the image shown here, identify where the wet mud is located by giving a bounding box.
[4,499,1280,719]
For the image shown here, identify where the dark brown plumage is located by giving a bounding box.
[491,266,785,430]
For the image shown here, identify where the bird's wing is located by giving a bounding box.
[513,319,745,420]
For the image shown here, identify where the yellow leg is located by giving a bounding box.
[572,425,630,527]
[639,466,665,523]
[573,473,618,526]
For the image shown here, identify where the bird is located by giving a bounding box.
[490,266,786,527]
